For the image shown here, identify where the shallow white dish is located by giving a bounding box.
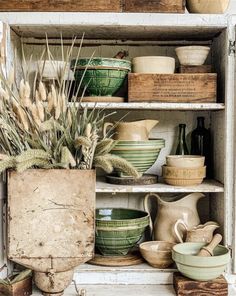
[175,46,210,66]
[132,56,175,74]
[166,155,205,168]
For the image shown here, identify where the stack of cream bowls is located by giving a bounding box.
[162,155,206,186]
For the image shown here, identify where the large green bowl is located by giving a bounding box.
[96,208,149,256]
[172,242,230,281]
[71,58,131,96]
[110,140,165,176]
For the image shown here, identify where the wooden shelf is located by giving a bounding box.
[96,178,224,193]
[0,13,227,40]
[78,102,225,111]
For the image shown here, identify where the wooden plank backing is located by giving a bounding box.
[123,0,185,13]
[0,0,121,12]
[128,73,217,103]
[173,272,228,296]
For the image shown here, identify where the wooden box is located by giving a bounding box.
[128,73,217,103]
[173,272,228,296]
[0,0,121,12]
[179,65,212,73]
[123,0,185,13]
[0,277,32,296]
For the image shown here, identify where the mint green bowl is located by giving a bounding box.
[71,58,131,96]
[110,140,165,176]
[96,208,149,256]
[172,243,230,281]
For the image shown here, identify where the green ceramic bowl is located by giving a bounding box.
[172,242,230,281]
[71,58,131,96]
[96,208,149,256]
[110,140,165,176]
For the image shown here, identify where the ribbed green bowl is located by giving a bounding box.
[96,208,149,256]
[71,58,131,96]
[110,140,165,176]
[172,243,230,281]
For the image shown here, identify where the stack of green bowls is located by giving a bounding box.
[96,208,149,256]
[110,139,165,176]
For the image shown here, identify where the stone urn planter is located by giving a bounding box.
[7,169,96,296]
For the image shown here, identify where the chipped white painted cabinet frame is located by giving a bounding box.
[0,13,236,283]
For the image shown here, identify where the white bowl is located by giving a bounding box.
[37,60,74,80]
[166,155,205,168]
[175,46,210,66]
[186,0,229,14]
[132,56,175,74]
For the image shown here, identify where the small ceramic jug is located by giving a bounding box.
[103,120,158,141]
[143,192,204,243]
[174,219,220,243]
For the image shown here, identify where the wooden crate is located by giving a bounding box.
[128,73,217,103]
[0,0,121,12]
[173,272,228,296]
[0,277,32,296]
[123,0,185,13]
[179,65,212,73]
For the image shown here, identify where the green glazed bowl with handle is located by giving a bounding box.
[71,58,131,97]
[172,242,230,281]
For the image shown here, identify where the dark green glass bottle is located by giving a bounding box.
[176,124,189,155]
[191,117,212,178]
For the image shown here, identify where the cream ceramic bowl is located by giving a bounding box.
[37,60,74,80]
[175,46,210,66]
[166,156,205,168]
[186,0,229,14]
[139,241,175,268]
[172,242,230,281]
[132,56,175,74]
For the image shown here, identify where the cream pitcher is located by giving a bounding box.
[144,192,205,243]
[103,119,159,141]
[174,220,219,243]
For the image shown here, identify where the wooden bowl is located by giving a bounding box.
[162,165,206,186]
[139,241,175,268]
[166,155,205,168]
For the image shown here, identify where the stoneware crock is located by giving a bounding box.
[186,0,229,14]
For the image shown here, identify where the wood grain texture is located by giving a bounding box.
[179,65,212,73]
[128,73,217,103]
[0,277,32,296]
[123,0,185,13]
[173,273,228,296]
[0,0,121,12]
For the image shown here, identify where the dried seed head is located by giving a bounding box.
[55,99,61,120]
[7,66,15,87]
[22,81,31,108]
[47,91,54,113]
[19,79,25,102]
[51,85,57,108]
[0,86,9,101]
[38,81,47,101]
[15,103,29,131]
[36,100,44,122]
[31,103,41,126]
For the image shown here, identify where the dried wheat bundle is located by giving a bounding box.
[0,37,138,177]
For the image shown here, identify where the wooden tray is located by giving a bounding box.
[106,174,158,185]
[123,0,185,13]
[88,251,144,267]
[128,73,217,103]
[82,96,125,103]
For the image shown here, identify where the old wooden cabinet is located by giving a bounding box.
[0,12,236,287]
